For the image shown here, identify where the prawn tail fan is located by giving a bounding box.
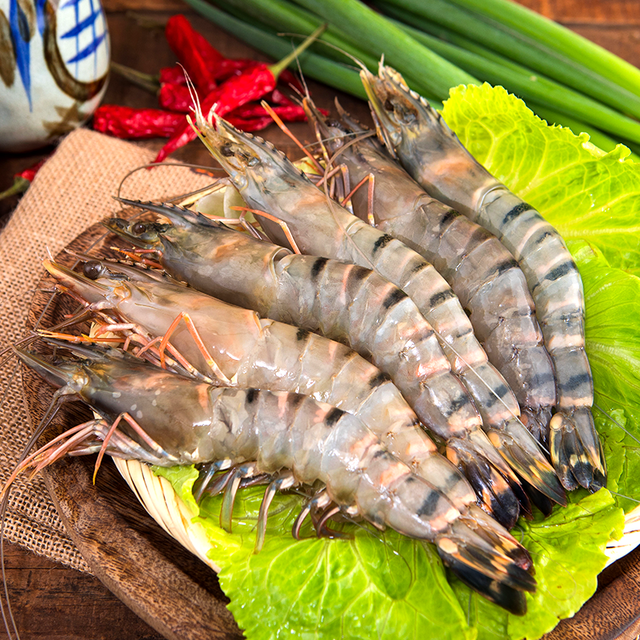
[446,432,528,531]
[550,408,607,492]
[436,510,536,615]
[488,419,567,508]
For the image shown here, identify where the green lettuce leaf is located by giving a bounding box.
[151,83,640,640]
[570,242,640,512]
[156,466,622,640]
[443,85,640,512]
[441,83,640,275]
[455,489,624,640]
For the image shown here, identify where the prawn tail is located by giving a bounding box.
[521,407,554,450]
[549,408,607,492]
[488,419,567,508]
[436,511,536,616]
[446,431,527,531]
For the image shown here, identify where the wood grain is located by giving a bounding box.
[517,0,640,25]
[0,543,165,640]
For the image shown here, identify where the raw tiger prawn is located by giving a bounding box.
[191,108,566,511]
[10,343,536,614]
[42,257,490,523]
[359,63,606,492]
[103,199,535,527]
[302,98,557,451]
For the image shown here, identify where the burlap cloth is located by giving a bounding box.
[0,129,214,572]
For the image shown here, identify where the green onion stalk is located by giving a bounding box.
[377,0,640,122]
[444,0,640,100]
[182,0,369,99]
[290,0,477,99]
[183,0,640,154]
[378,9,640,144]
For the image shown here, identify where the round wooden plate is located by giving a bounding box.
[21,220,640,640]
[22,220,242,640]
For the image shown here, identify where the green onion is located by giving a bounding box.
[289,0,478,99]
[527,102,640,160]
[381,10,640,144]
[182,0,369,99]
[213,0,380,71]
[377,0,640,122]
[186,0,640,151]
[445,0,640,99]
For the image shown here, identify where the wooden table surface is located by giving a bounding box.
[2,1,640,638]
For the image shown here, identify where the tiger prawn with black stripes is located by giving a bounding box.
[191,110,566,510]
[360,63,606,492]
[104,200,532,525]
[302,99,556,454]
[43,257,499,523]
[10,343,536,614]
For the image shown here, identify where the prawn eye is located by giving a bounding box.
[83,261,105,280]
[384,98,416,125]
[132,222,147,235]
[221,144,235,157]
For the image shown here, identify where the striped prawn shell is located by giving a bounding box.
[105,203,526,528]
[360,62,605,491]
[309,106,556,445]
[189,113,566,509]
[16,346,536,614]
[44,259,480,518]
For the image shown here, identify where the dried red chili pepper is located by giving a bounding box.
[93,105,184,139]
[159,65,187,86]
[267,88,295,106]
[229,103,310,123]
[158,83,314,124]
[165,15,218,94]
[226,115,275,132]
[153,65,274,162]
[158,83,196,113]
[18,157,47,182]
[213,58,256,82]
[0,157,48,200]
[278,69,304,93]
[154,25,325,163]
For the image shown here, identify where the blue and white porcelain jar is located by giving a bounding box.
[0,0,110,151]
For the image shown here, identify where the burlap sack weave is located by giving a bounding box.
[0,129,214,571]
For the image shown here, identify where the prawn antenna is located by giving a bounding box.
[115,162,223,203]
[260,101,325,176]
[275,31,371,74]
